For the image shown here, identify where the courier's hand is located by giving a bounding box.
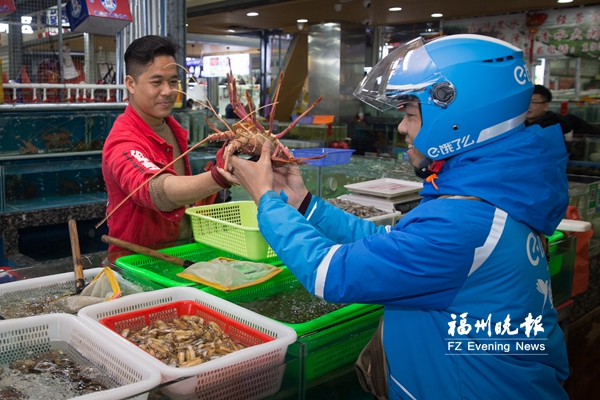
[229,142,275,204]
[272,162,308,210]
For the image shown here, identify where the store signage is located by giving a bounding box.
[66,0,133,36]
[202,54,251,78]
[0,0,16,20]
[444,5,600,59]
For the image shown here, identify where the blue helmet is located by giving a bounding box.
[354,34,533,160]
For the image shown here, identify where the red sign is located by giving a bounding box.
[66,0,133,36]
[0,0,16,19]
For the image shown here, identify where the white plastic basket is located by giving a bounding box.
[77,287,297,397]
[0,267,157,319]
[0,268,106,295]
[367,211,403,226]
[0,313,161,400]
[162,364,287,400]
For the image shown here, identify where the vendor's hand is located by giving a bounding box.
[215,142,228,170]
[210,142,237,189]
[229,142,275,204]
[216,166,239,186]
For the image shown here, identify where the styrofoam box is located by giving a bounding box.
[77,287,297,397]
[0,313,161,400]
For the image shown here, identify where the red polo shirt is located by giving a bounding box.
[102,105,192,253]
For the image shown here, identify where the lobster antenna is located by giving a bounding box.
[166,62,235,134]
[276,95,324,139]
[269,71,285,133]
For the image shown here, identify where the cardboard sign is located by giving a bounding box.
[66,0,132,36]
[0,0,16,19]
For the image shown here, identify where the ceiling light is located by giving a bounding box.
[557,0,573,3]
[228,29,235,32]
[297,19,308,23]
[389,7,402,12]
[246,12,258,17]
[431,13,443,18]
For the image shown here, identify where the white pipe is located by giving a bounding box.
[4,83,126,90]
[5,83,127,103]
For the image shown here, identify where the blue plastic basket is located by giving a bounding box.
[292,148,355,166]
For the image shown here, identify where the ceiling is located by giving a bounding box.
[186,0,600,35]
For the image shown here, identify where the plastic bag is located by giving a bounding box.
[177,257,282,291]
[54,267,122,313]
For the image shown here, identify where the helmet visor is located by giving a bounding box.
[354,37,448,111]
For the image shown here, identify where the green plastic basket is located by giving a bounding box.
[287,307,383,381]
[550,235,576,307]
[547,230,565,277]
[186,201,277,261]
[114,242,282,288]
[201,266,381,337]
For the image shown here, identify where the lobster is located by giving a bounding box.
[203,70,326,170]
[96,64,327,229]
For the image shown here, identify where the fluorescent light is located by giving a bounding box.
[297,19,308,23]
[389,7,402,12]
[247,12,259,17]
[557,0,573,3]
[228,29,235,32]
[431,13,443,18]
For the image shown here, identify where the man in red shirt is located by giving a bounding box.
[102,35,232,253]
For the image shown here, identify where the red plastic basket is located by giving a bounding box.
[99,300,274,348]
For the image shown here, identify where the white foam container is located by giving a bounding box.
[77,287,297,398]
[0,313,161,400]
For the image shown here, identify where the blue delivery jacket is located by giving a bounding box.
[256,123,570,400]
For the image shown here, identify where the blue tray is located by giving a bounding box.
[292,148,355,166]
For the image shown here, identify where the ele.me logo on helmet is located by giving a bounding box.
[514,63,532,85]
[426,62,532,160]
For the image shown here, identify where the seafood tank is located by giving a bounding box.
[229,154,422,201]
[0,156,106,213]
[0,107,118,214]
[0,109,118,156]
[0,107,214,214]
